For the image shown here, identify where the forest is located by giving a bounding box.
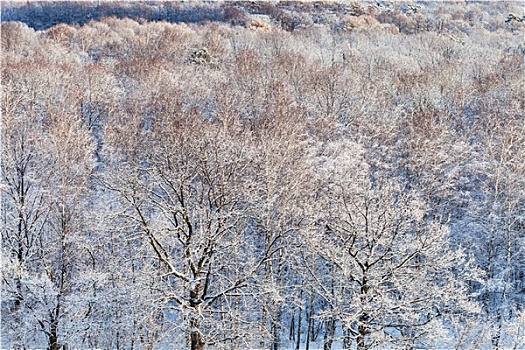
[1,1,524,349]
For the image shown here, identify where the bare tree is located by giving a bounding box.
[301,140,480,349]
[1,90,96,349]
[102,105,285,349]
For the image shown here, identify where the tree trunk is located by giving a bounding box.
[357,313,369,350]
[342,327,352,350]
[188,276,204,350]
[260,304,268,349]
[290,312,295,342]
[49,318,60,350]
[323,318,335,350]
[491,312,501,350]
[305,315,312,350]
[190,317,205,350]
[272,304,282,350]
[357,274,370,350]
[305,293,313,350]
[295,304,302,350]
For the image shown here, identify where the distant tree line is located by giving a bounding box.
[1,1,523,33]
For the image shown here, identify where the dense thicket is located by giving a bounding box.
[2,1,524,349]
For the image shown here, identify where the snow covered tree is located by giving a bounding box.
[102,106,284,349]
[1,95,96,349]
[2,5,523,348]
[466,111,525,349]
[301,139,480,349]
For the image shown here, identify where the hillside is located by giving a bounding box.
[1,1,524,349]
